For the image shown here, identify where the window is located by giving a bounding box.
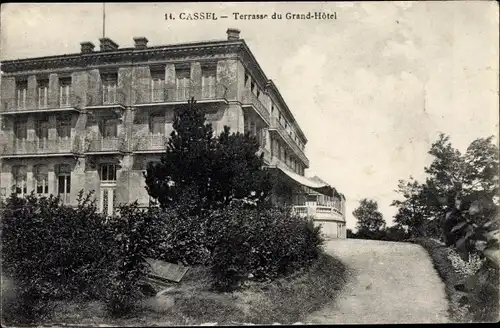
[260,129,267,148]
[14,119,28,141]
[201,67,216,98]
[59,78,72,107]
[176,68,190,101]
[102,73,117,104]
[36,117,49,149]
[100,163,117,181]
[151,71,165,102]
[36,118,49,139]
[16,81,27,109]
[58,173,71,204]
[149,114,165,135]
[256,89,261,99]
[57,118,71,139]
[101,119,118,138]
[12,166,27,197]
[38,80,49,108]
[34,165,49,195]
[244,73,249,85]
[251,82,256,94]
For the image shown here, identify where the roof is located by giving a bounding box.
[1,37,308,145]
[309,175,346,200]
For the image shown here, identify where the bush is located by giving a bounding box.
[1,192,158,323]
[103,202,162,316]
[152,206,212,266]
[1,192,113,323]
[208,202,324,291]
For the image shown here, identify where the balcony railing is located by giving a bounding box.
[1,95,82,114]
[135,84,228,104]
[292,205,344,220]
[132,135,168,152]
[242,90,270,123]
[270,117,309,167]
[1,138,77,156]
[85,137,127,153]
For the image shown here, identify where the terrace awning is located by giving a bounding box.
[275,166,334,197]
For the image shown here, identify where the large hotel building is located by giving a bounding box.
[0,29,346,238]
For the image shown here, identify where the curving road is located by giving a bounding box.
[307,239,449,324]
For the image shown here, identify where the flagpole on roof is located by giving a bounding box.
[102,3,106,39]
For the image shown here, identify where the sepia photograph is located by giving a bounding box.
[0,1,498,326]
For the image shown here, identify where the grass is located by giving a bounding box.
[409,237,499,323]
[136,252,349,325]
[2,253,348,326]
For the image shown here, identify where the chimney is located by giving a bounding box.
[80,42,95,54]
[226,28,240,41]
[133,37,149,49]
[99,37,119,52]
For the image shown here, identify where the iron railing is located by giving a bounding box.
[85,137,127,153]
[242,90,270,123]
[270,117,309,167]
[1,95,82,113]
[132,135,168,152]
[1,138,77,156]
[135,84,228,104]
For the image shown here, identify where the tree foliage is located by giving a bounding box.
[392,134,499,264]
[352,198,386,239]
[144,98,272,216]
[392,134,499,242]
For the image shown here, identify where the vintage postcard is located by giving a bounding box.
[0,1,498,326]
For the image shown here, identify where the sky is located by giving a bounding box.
[1,2,498,229]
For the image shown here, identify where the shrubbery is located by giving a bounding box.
[152,206,213,266]
[1,192,157,323]
[209,201,324,291]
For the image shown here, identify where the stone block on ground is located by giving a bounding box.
[145,258,189,283]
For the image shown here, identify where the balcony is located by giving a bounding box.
[85,137,127,155]
[0,138,79,158]
[85,88,126,111]
[135,84,228,108]
[242,90,270,124]
[292,205,344,221]
[269,117,309,167]
[0,96,83,115]
[132,135,168,153]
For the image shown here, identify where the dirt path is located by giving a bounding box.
[307,239,449,324]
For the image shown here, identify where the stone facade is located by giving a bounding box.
[0,29,345,238]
